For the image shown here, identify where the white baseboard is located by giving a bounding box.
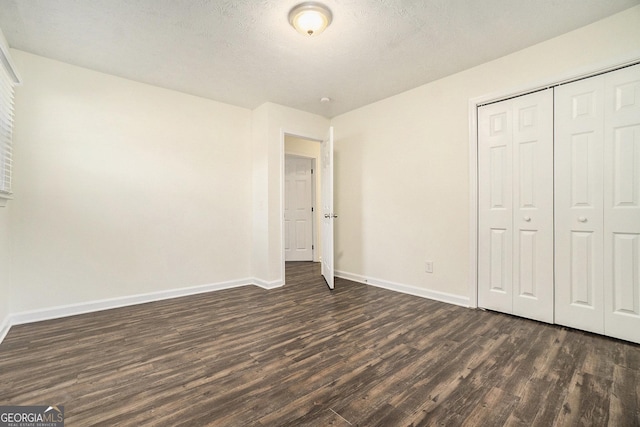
[253,278,284,289]
[9,278,255,327]
[0,315,10,344]
[335,270,470,308]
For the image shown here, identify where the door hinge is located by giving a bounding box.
[312,245,314,250]
[311,168,314,174]
[311,207,314,212]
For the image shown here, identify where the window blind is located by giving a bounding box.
[0,40,19,198]
[0,63,15,195]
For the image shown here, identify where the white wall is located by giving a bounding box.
[251,103,328,285]
[250,104,270,284]
[331,6,640,302]
[8,51,254,314]
[285,135,322,262]
[0,207,9,331]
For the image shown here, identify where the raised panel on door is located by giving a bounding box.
[512,89,554,323]
[603,63,640,343]
[555,76,605,334]
[478,100,513,313]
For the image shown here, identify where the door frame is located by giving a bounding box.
[280,129,324,285]
[284,153,317,262]
[468,51,640,308]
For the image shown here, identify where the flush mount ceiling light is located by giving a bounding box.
[289,2,333,36]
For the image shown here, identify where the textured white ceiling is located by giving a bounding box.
[0,0,638,117]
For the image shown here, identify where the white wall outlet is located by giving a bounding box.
[425,261,433,273]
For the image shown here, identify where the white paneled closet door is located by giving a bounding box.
[554,76,605,334]
[555,63,640,343]
[603,64,640,343]
[478,100,513,314]
[512,92,554,322]
[478,89,554,323]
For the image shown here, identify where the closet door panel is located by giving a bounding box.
[478,101,513,313]
[555,77,605,334]
[478,90,554,322]
[512,89,554,323]
[604,63,640,343]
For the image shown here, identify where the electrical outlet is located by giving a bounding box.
[425,261,433,273]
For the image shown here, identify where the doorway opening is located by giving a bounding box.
[284,135,323,283]
[281,128,335,289]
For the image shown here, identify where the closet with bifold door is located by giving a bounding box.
[477,63,640,344]
[478,89,554,324]
[555,64,640,343]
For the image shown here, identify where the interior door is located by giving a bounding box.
[321,127,335,289]
[555,75,605,334]
[603,63,640,343]
[284,156,314,261]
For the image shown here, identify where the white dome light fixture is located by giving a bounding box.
[289,2,333,36]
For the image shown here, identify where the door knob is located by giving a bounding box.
[523,216,531,222]
[578,216,587,222]
[332,214,338,219]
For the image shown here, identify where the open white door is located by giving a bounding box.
[321,127,335,289]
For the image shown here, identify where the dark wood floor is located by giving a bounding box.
[1,262,639,426]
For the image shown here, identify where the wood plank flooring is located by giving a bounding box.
[1,261,639,426]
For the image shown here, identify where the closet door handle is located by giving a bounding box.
[578,216,587,223]
[523,216,531,222]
